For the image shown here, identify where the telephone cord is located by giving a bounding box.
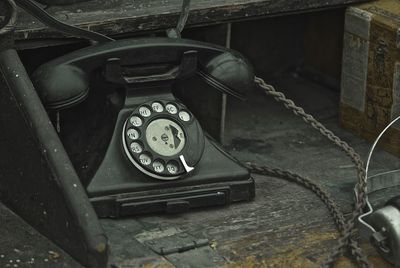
[248,77,370,268]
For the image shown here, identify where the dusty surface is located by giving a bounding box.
[0,203,81,267]
[101,72,398,267]
[0,71,397,267]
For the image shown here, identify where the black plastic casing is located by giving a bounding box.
[31,37,256,217]
[88,93,255,217]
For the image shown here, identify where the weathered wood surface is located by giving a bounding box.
[100,73,398,267]
[0,203,82,267]
[340,0,400,157]
[15,0,370,41]
[0,70,396,267]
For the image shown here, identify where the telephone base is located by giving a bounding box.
[90,178,255,217]
[86,105,255,217]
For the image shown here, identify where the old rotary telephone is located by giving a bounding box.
[23,1,255,217]
[9,0,400,266]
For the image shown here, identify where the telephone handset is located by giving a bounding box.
[32,37,256,216]
[33,38,251,109]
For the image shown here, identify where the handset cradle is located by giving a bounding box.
[105,50,198,84]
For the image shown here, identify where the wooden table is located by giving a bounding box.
[98,72,394,267]
[3,71,392,268]
[4,0,392,267]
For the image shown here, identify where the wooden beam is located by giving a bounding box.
[15,0,370,41]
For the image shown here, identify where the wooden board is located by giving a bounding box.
[14,0,370,42]
[340,0,400,157]
[0,70,396,268]
[99,72,399,267]
[0,203,82,267]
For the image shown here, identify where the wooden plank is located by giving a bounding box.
[0,70,394,267]
[98,72,398,267]
[0,203,82,268]
[14,0,370,41]
[340,0,400,157]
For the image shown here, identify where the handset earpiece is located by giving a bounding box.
[198,51,254,100]
[32,64,89,110]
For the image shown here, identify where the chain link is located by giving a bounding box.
[247,77,371,267]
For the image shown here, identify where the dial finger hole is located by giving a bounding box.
[167,161,179,175]
[130,116,143,127]
[139,153,152,166]
[139,106,152,117]
[178,110,191,122]
[151,102,164,112]
[130,142,143,154]
[127,128,140,140]
[153,160,165,173]
[166,103,178,114]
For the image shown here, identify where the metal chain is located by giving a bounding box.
[247,77,371,267]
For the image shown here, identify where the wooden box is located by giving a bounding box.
[340,0,400,155]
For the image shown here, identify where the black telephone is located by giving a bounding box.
[31,37,256,217]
